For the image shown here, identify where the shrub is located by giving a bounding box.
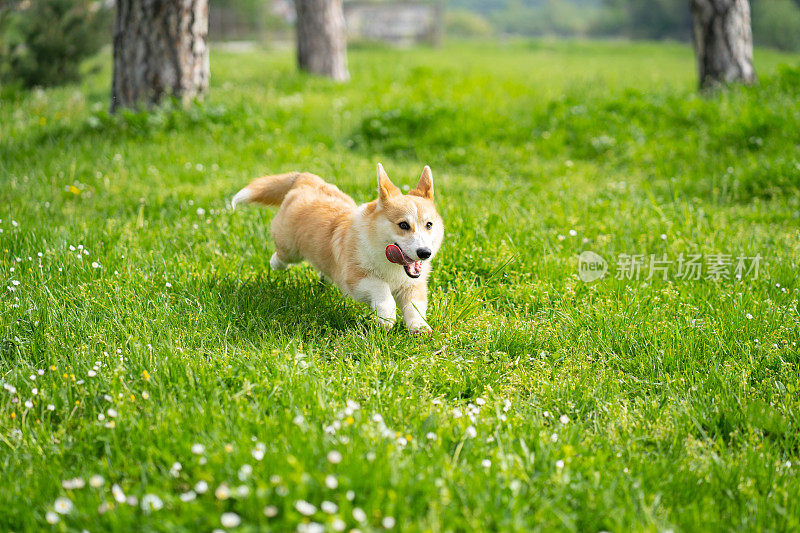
[445,10,494,38]
[752,0,800,51]
[0,0,110,88]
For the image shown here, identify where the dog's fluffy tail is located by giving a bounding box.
[232,172,303,209]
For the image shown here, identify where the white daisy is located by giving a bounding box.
[324,474,338,489]
[62,477,85,489]
[252,442,266,461]
[352,507,367,522]
[215,483,231,500]
[53,497,73,514]
[112,483,126,503]
[327,450,342,464]
[141,494,163,513]
[238,464,252,481]
[263,505,278,517]
[295,499,316,516]
[221,512,241,528]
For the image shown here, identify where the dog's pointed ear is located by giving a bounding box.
[409,165,434,201]
[377,163,400,205]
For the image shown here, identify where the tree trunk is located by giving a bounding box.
[690,0,756,89]
[111,0,209,112]
[295,0,349,82]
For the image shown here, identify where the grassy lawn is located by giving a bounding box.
[1,39,800,531]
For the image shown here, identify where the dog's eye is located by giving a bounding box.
[426,221,433,230]
[398,221,410,230]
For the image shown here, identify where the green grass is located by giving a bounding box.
[2,38,800,531]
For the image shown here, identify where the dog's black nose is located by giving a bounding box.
[417,248,432,260]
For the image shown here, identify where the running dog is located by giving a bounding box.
[231,164,443,332]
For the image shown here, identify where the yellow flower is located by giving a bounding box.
[62,373,68,379]
[10,412,15,420]
[345,416,354,425]
[129,394,135,402]
[224,443,234,453]
[142,370,150,381]
[50,365,57,371]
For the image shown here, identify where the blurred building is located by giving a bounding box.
[344,2,442,46]
[209,0,442,46]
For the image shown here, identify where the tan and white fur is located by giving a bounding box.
[231,164,443,332]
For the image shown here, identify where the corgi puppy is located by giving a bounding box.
[231,164,443,332]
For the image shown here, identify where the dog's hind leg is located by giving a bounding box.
[270,252,290,270]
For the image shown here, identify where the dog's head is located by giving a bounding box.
[370,163,444,279]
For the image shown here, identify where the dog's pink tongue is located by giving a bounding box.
[385,244,407,265]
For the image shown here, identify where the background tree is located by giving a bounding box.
[689,0,756,88]
[295,0,349,82]
[111,0,210,112]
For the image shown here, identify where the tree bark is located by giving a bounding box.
[690,0,756,89]
[111,0,209,112]
[295,0,350,82]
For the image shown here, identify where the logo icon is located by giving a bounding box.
[578,251,607,282]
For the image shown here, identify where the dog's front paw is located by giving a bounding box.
[375,315,395,331]
[407,322,432,334]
